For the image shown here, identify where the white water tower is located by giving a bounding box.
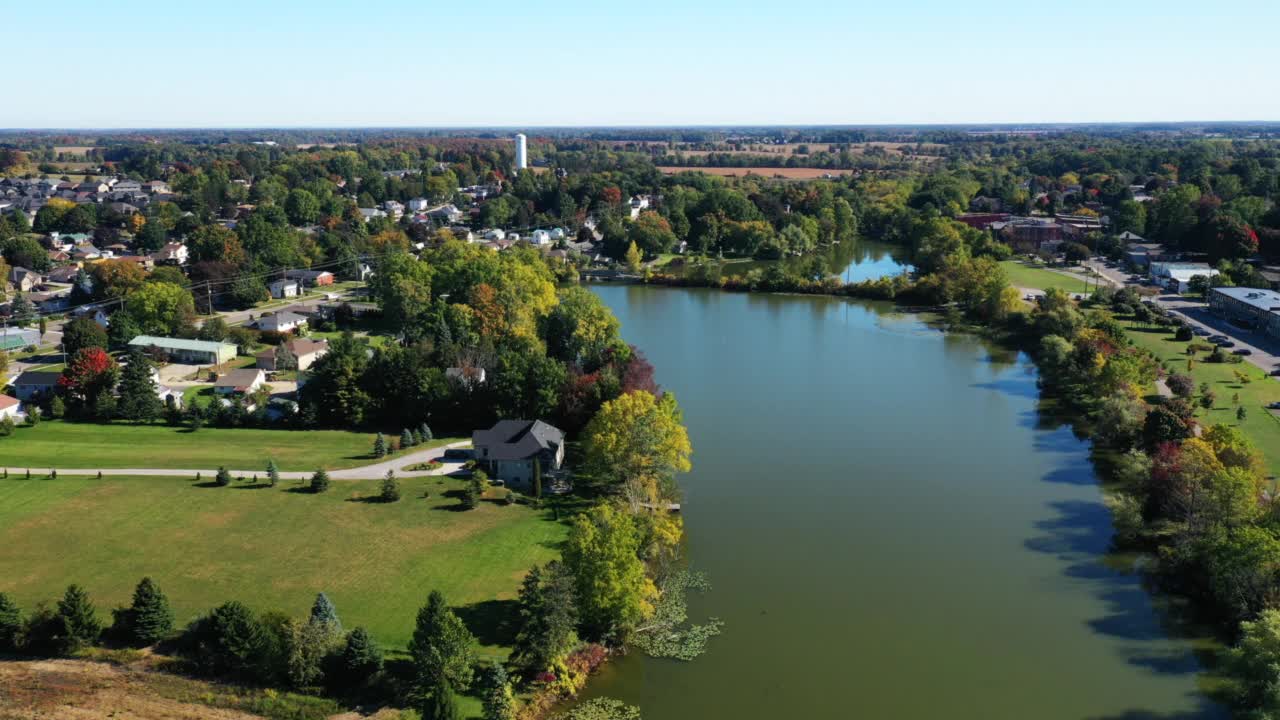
[515,133,528,170]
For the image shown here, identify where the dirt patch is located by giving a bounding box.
[0,658,262,720]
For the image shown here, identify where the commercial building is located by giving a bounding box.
[129,335,237,365]
[1149,262,1218,293]
[1209,287,1280,338]
[0,327,40,351]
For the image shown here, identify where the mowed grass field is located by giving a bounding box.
[1123,320,1280,475]
[0,474,568,654]
[1000,260,1094,294]
[0,421,415,471]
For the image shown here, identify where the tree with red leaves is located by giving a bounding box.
[620,346,659,396]
[59,347,120,416]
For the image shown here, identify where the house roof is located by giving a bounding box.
[256,338,328,360]
[13,371,61,387]
[0,394,18,410]
[215,368,264,390]
[472,419,564,461]
[256,311,308,329]
[129,335,235,355]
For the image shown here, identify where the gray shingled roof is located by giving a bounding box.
[473,419,563,461]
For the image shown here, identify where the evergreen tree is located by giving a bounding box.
[373,432,387,458]
[56,584,101,652]
[409,591,476,701]
[464,471,486,510]
[124,577,174,645]
[421,423,433,441]
[413,429,424,446]
[0,592,21,651]
[190,601,264,677]
[116,348,163,423]
[215,466,232,487]
[340,626,383,686]
[309,593,342,634]
[266,458,280,487]
[423,683,462,720]
[512,561,578,674]
[10,292,34,327]
[310,469,331,493]
[401,428,415,449]
[533,457,542,499]
[482,665,516,720]
[381,469,401,503]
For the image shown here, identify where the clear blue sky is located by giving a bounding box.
[5,0,1278,128]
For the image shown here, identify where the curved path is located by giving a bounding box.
[0,441,473,480]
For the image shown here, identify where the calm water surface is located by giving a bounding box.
[585,282,1220,719]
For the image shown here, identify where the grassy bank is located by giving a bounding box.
[1121,320,1280,475]
[0,420,432,471]
[0,473,568,654]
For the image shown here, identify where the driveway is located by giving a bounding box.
[0,441,474,480]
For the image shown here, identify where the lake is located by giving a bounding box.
[586,283,1220,719]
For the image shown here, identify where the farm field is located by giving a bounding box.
[0,420,416,471]
[657,166,852,179]
[0,473,569,654]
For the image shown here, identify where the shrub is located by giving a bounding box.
[0,593,21,651]
[215,467,232,487]
[1174,325,1193,341]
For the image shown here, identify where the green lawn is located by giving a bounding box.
[0,474,568,655]
[0,420,451,471]
[1000,260,1094,294]
[1123,321,1280,475]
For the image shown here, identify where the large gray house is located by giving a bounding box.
[472,419,565,488]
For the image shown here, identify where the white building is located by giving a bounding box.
[531,229,551,245]
[515,133,528,170]
[1150,262,1219,294]
[269,278,301,299]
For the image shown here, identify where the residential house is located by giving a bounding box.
[142,180,171,194]
[427,204,464,224]
[1124,242,1168,270]
[629,195,651,219]
[252,311,308,333]
[407,197,432,212]
[11,371,61,402]
[256,338,329,371]
[129,335,237,365]
[214,368,266,395]
[0,394,22,421]
[1117,231,1146,243]
[152,242,188,265]
[269,278,301,299]
[531,229,552,245]
[358,208,387,222]
[8,266,43,292]
[282,269,334,287]
[28,290,70,313]
[46,266,81,284]
[115,254,155,272]
[445,366,486,387]
[472,419,565,488]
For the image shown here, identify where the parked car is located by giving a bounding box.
[442,448,471,460]
[1234,348,1252,356]
[1268,401,1280,408]
[1192,328,1210,336]
[1215,340,1236,348]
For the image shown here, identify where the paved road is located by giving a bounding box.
[0,441,473,480]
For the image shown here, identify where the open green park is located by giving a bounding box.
[0,473,568,657]
[1123,318,1280,475]
[1000,259,1095,294]
[0,420,458,471]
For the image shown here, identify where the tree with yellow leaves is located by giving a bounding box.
[562,503,657,639]
[582,390,692,505]
[624,241,642,272]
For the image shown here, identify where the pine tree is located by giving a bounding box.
[125,577,174,645]
[0,592,21,651]
[421,423,433,441]
[413,429,424,446]
[482,665,516,720]
[373,433,387,458]
[409,591,476,698]
[266,459,280,487]
[512,561,578,674]
[340,626,383,686]
[115,348,162,423]
[381,469,401,503]
[215,466,232,487]
[464,471,486,510]
[423,684,462,720]
[401,428,415,449]
[1238,406,1249,422]
[311,469,331,493]
[56,584,101,652]
[309,592,342,634]
[533,457,542,499]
